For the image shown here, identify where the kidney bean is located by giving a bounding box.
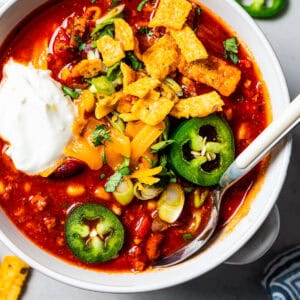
[50,158,86,179]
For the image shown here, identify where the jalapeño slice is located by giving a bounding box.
[169,114,235,186]
[235,0,286,19]
[65,203,124,263]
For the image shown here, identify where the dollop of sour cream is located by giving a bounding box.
[0,60,75,175]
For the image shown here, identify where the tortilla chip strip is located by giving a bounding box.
[124,77,160,98]
[114,19,134,51]
[0,256,30,300]
[132,97,174,126]
[178,55,241,96]
[120,62,136,88]
[97,35,125,67]
[148,0,192,30]
[142,34,179,80]
[170,91,224,119]
[169,25,208,62]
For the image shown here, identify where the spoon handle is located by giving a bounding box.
[220,94,300,188]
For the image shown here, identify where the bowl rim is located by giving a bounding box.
[0,0,292,293]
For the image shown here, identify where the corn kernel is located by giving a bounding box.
[94,186,111,200]
[66,184,85,197]
[111,204,122,216]
[147,200,157,211]
[23,182,32,193]
[237,122,251,140]
[0,181,5,195]
[134,238,142,245]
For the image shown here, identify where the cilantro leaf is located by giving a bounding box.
[110,0,121,8]
[224,37,239,53]
[182,233,194,242]
[98,25,115,39]
[62,85,80,99]
[119,167,131,176]
[153,154,176,188]
[106,62,121,81]
[159,154,168,168]
[92,125,111,146]
[137,26,153,37]
[229,52,239,65]
[124,51,144,70]
[105,172,123,192]
[183,187,194,193]
[118,157,130,169]
[73,35,86,51]
[104,157,131,192]
[223,37,239,64]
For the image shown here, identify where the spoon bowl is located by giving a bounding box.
[154,94,300,268]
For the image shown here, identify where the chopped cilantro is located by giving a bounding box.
[98,25,115,39]
[105,172,123,192]
[223,37,239,64]
[137,0,149,12]
[182,233,194,242]
[124,51,144,70]
[154,154,176,188]
[62,85,80,99]
[137,26,153,37]
[159,154,168,168]
[196,6,201,16]
[100,173,106,179]
[118,157,130,169]
[92,125,111,146]
[106,62,121,81]
[119,166,131,176]
[105,157,131,192]
[91,0,97,3]
[73,35,86,51]
[110,0,121,8]
[183,187,194,193]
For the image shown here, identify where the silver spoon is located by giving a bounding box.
[154,94,300,268]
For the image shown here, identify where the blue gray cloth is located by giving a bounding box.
[262,245,300,300]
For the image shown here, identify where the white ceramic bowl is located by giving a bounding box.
[0,0,291,293]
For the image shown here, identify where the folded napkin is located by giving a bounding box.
[262,245,300,300]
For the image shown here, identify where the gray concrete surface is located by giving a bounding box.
[0,0,299,299]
